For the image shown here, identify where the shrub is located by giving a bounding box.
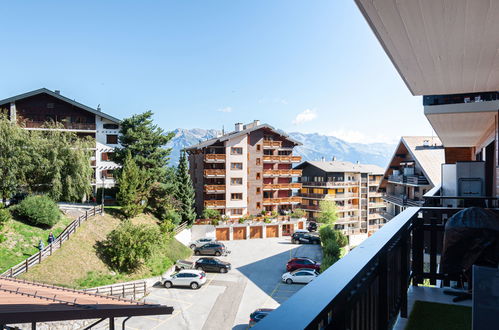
[203,209,220,220]
[211,218,219,226]
[290,208,306,218]
[0,207,10,227]
[159,220,176,239]
[319,224,348,272]
[14,195,61,227]
[99,221,160,273]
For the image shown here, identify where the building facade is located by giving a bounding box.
[0,88,121,192]
[296,160,386,235]
[379,137,445,220]
[186,121,302,218]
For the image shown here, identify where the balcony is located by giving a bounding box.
[262,169,302,177]
[300,204,320,211]
[381,211,395,221]
[301,181,359,188]
[204,154,225,162]
[369,191,384,197]
[262,155,302,163]
[24,121,96,130]
[368,212,383,219]
[369,202,386,208]
[204,200,225,208]
[204,185,225,193]
[257,206,476,329]
[383,194,424,207]
[388,174,429,186]
[203,169,226,177]
[262,183,301,190]
[262,197,301,205]
[299,192,358,200]
[262,140,282,148]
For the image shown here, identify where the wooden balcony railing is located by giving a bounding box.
[301,181,359,187]
[24,121,96,130]
[263,169,302,176]
[204,200,225,207]
[203,169,226,177]
[263,183,302,190]
[204,154,225,162]
[262,155,302,163]
[204,185,226,192]
[262,140,282,148]
[262,197,302,205]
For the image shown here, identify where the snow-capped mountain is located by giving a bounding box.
[167,128,395,169]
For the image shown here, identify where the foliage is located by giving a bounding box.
[317,199,339,225]
[319,224,348,272]
[99,221,160,273]
[270,210,278,218]
[203,208,221,220]
[147,179,182,224]
[159,220,177,239]
[174,151,196,224]
[290,208,306,218]
[0,207,10,243]
[116,151,145,219]
[211,218,220,226]
[14,195,61,227]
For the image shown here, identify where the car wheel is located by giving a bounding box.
[163,281,173,289]
[215,251,221,256]
[190,282,199,289]
[195,250,200,255]
[196,266,204,271]
[291,239,297,244]
[190,244,196,249]
[286,278,293,284]
[220,267,227,274]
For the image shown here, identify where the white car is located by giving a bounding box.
[282,268,319,284]
[162,270,207,289]
[189,238,216,249]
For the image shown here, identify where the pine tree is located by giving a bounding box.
[117,151,144,219]
[175,150,196,224]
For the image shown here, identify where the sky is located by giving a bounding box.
[0,1,433,144]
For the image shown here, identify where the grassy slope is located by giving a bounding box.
[0,213,73,273]
[20,212,192,288]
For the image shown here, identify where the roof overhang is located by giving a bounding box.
[355,0,499,96]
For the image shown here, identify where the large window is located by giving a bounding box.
[231,147,243,155]
[106,134,118,144]
[232,208,243,215]
[231,178,243,185]
[231,193,243,200]
[231,162,243,170]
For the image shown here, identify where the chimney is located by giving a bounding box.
[321,157,325,162]
[54,90,60,95]
[254,120,260,126]
[332,156,337,161]
[235,123,243,132]
[356,161,360,164]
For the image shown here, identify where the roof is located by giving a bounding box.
[381,136,445,187]
[0,276,172,324]
[0,88,121,123]
[295,160,385,175]
[185,123,302,150]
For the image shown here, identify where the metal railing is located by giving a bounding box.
[383,194,424,207]
[2,205,104,277]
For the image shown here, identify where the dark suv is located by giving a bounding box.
[195,257,231,273]
[307,221,318,232]
[286,257,321,272]
[291,231,321,244]
[194,242,228,256]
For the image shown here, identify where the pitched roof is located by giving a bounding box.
[296,160,385,175]
[185,123,302,150]
[0,88,120,123]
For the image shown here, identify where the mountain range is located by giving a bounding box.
[167,128,395,169]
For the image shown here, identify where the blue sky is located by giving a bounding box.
[0,1,433,144]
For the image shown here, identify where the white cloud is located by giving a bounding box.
[328,129,398,144]
[292,109,317,125]
[217,106,232,113]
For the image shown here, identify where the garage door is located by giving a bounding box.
[216,228,229,241]
[298,221,304,229]
[233,227,246,240]
[250,226,262,239]
[266,225,278,238]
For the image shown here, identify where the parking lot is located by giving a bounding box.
[99,237,322,329]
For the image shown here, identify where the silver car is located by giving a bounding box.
[162,270,207,289]
[189,237,216,249]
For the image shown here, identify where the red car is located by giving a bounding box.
[286,257,321,272]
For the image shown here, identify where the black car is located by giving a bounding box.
[195,257,231,273]
[249,308,274,327]
[194,242,228,256]
[307,221,318,232]
[291,232,321,245]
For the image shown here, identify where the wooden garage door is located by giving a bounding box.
[216,228,229,241]
[233,227,246,240]
[250,226,262,239]
[298,221,304,229]
[266,225,278,238]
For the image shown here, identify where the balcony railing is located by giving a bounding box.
[204,185,226,193]
[383,194,424,207]
[262,155,302,163]
[204,154,225,162]
[204,200,225,208]
[300,204,320,211]
[263,169,302,176]
[203,169,226,177]
[300,181,359,188]
[24,121,96,130]
[369,202,386,208]
[263,183,302,190]
[299,192,359,200]
[388,174,429,186]
[262,140,282,148]
[262,197,301,205]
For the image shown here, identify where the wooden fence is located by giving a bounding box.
[83,281,147,300]
[174,221,188,235]
[2,205,104,278]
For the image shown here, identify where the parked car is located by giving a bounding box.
[195,257,231,273]
[162,270,206,289]
[282,268,319,284]
[175,259,194,271]
[286,257,321,272]
[249,308,274,327]
[189,237,216,250]
[194,242,229,256]
[291,231,321,244]
[307,221,318,232]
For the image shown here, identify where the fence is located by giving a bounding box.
[83,281,147,300]
[2,204,104,278]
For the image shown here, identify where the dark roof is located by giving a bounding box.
[0,88,120,123]
[295,160,385,175]
[0,277,172,324]
[185,123,302,150]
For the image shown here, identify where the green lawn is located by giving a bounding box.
[0,213,73,273]
[405,301,472,330]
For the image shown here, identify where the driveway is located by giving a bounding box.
[100,237,322,330]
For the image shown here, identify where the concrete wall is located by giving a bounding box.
[247,130,264,215]
[225,135,248,217]
[95,116,121,188]
[191,225,216,240]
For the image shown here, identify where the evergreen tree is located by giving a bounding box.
[175,150,196,224]
[116,151,144,219]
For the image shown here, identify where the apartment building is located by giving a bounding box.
[185,121,302,218]
[379,136,445,220]
[295,160,386,235]
[0,88,121,191]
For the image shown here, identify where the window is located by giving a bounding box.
[231,162,243,170]
[106,134,118,144]
[232,208,243,215]
[256,187,261,194]
[231,147,243,155]
[101,152,109,161]
[256,158,261,165]
[231,193,243,200]
[231,178,243,185]
[256,144,261,151]
[256,202,261,208]
[256,172,261,180]
[103,123,119,129]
